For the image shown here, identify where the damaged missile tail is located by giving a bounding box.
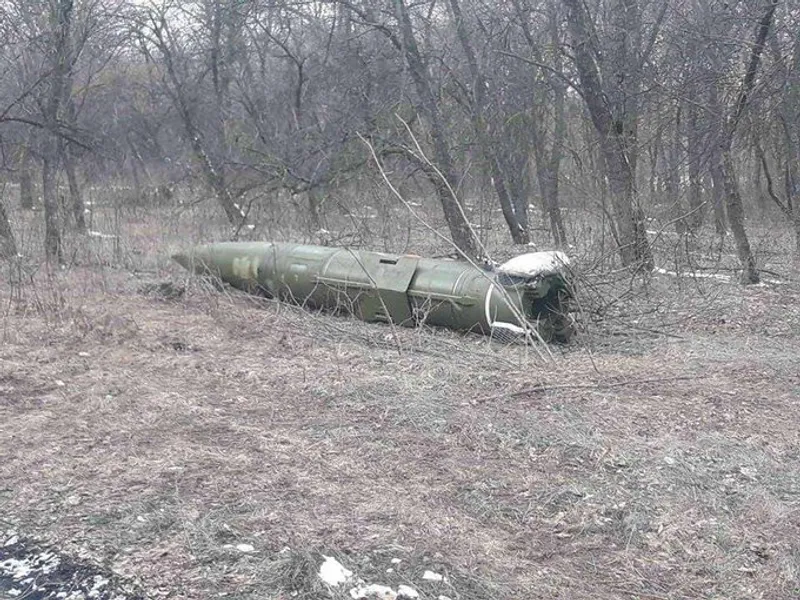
[173,242,575,343]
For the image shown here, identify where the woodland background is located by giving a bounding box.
[0,0,798,281]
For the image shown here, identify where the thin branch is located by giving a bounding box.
[357,131,553,360]
[498,50,585,100]
[478,374,709,403]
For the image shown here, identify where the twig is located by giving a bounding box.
[477,374,708,403]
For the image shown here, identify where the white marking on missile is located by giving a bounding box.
[492,322,527,335]
[484,284,494,329]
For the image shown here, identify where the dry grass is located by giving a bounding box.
[2,197,800,599]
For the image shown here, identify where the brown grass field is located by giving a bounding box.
[2,197,800,599]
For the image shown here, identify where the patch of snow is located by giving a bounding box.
[88,230,118,240]
[397,585,419,598]
[350,583,397,599]
[349,583,419,599]
[88,574,109,598]
[0,557,32,579]
[235,543,255,553]
[654,267,732,281]
[438,596,453,600]
[1,550,60,582]
[38,552,59,574]
[655,266,789,286]
[319,555,353,586]
[422,570,444,582]
[390,558,402,564]
[4,535,19,546]
[498,251,570,277]
[754,279,788,286]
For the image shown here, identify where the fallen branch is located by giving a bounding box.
[478,374,709,403]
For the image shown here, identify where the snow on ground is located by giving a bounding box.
[319,555,354,586]
[654,267,788,285]
[654,267,733,281]
[87,231,118,240]
[318,555,451,599]
[0,530,143,600]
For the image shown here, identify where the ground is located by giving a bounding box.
[1,206,800,599]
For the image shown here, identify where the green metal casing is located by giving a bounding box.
[173,242,572,340]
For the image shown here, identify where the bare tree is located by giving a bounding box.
[714,0,779,283]
[510,0,569,246]
[448,0,529,244]
[133,0,248,228]
[39,0,77,264]
[561,0,658,269]
[0,199,17,260]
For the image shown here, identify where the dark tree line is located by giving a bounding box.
[0,0,797,282]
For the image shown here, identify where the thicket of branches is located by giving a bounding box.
[1,0,798,283]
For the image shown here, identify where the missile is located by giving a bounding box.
[173,242,574,342]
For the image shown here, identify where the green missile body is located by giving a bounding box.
[173,242,574,342]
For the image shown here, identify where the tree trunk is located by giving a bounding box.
[150,12,245,230]
[42,154,63,264]
[707,85,728,236]
[393,0,478,257]
[0,199,18,260]
[562,0,652,269]
[541,4,568,247]
[531,124,567,247]
[546,77,568,247]
[40,0,72,264]
[19,145,35,210]
[601,135,652,267]
[720,145,759,283]
[685,102,704,231]
[448,0,528,245]
[794,213,800,256]
[666,105,686,235]
[64,144,86,233]
[512,0,567,247]
[716,0,777,284]
[709,162,728,236]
